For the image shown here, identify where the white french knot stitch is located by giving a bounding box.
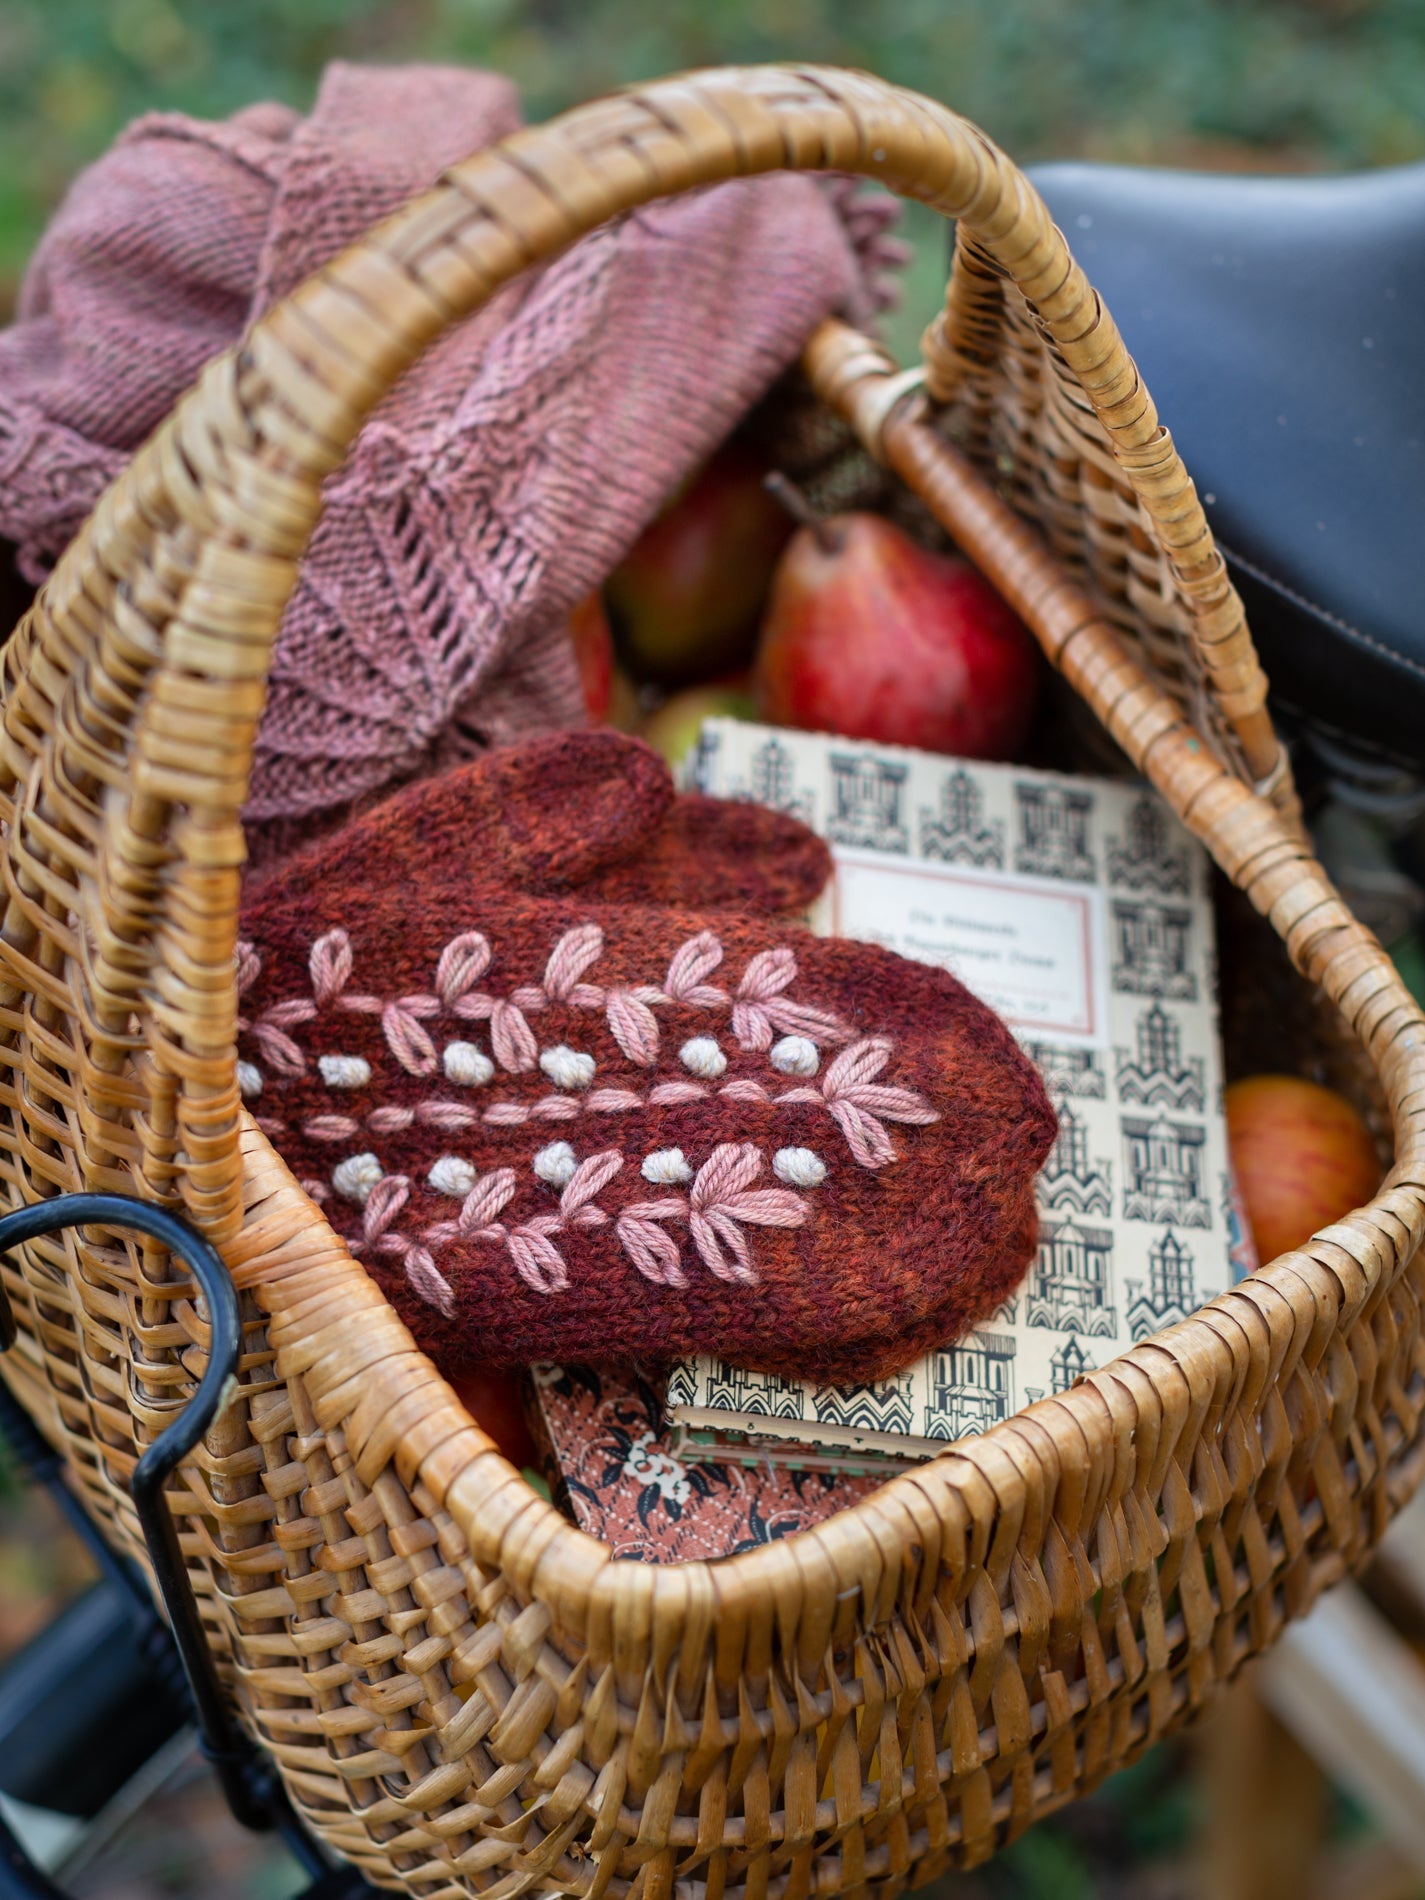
[318,1054,372,1089]
[773,1146,828,1187]
[429,1155,478,1198]
[770,1035,819,1077]
[533,1141,578,1188]
[236,1060,263,1100]
[680,1036,726,1079]
[332,1152,383,1205]
[443,1041,494,1087]
[539,1044,596,1091]
[641,1148,694,1186]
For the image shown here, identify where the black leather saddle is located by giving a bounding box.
[1025,160,1425,767]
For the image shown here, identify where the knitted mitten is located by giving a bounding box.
[242,730,833,919]
[238,735,1056,1383]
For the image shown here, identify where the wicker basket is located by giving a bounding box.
[1,65,1422,1896]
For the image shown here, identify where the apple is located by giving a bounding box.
[449,1367,537,1470]
[606,443,793,686]
[566,590,641,729]
[753,510,1039,759]
[1225,1075,1380,1265]
[640,680,757,776]
[567,590,615,722]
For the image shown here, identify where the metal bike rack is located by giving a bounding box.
[0,1194,377,1900]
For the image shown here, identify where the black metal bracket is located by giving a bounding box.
[0,1192,364,1892]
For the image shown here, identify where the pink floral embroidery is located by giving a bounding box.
[243,923,942,1313]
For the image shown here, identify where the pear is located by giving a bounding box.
[753,505,1039,760]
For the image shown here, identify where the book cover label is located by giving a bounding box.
[830,847,1109,1044]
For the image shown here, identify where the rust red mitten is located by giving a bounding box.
[238,742,1055,1382]
[245,729,832,920]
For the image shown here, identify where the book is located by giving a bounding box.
[666,720,1257,1462]
[523,1364,886,1562]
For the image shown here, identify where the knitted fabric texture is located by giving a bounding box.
[0,63,905,862]
[237,732,1057,1383]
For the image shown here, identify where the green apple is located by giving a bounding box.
[640,681,757,776]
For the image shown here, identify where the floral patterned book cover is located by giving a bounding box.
[524,1364,884,1562]
[665,720,1258,1461]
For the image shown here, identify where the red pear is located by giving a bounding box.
[753,511,1039,760]
[606,444,793,687]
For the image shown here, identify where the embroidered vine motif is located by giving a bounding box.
[238,922,854,1081]
[353,1142,809,1309]
[238,922,941,1313]
[251,1040,934,1171]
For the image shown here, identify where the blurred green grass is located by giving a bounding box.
[3,0,1425,309]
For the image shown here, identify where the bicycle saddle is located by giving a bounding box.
[1026,160,1425,766]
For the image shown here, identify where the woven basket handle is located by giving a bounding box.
[2,65,1280,1235]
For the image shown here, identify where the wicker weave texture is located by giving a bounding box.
[0,65,1420,1897]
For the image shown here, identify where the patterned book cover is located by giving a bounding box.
[524,1364,885,1562]
[666,720,1257,1460]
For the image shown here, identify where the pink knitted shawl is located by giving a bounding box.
[0,65,902,858]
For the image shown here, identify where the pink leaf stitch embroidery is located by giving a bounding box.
[362,1175,411,1246]
[664,931,725,1005]
[559,1150,624,1216]
[647,1081,709,1106]
[606,988,661,1065]
[383,1003,437,1076]
[828,1100,898,1169]
[304,1115,360,1142]
[436,932,491,1005]
[310,929,353,1004]
[507,1225,570,1293]
[544,924,604,1000]
[616,1215,686,1286]
[488,999,538,1072]
[254,1024,307,1077]
[403,1245,455,1318]
[235,939,261,996]
[458,1169,518,1234]
[691,1206,756,1281]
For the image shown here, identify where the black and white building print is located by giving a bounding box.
[687,723,722,796]
[1125,1228,1200,1341]
[1106,794,1192,894]
[1022,1041,1108,1100]
[742,736,815,825]
[1014,782,1096,881]
[1049,1334,1096,1394]
[826,753,910,852]
[1115,1002,1205,1111]
[1028,1217,1117,1336]
[1039,1104,1113,1216]
[701,1360,807,1421]
[923,1330,1017,1439]
[812,1373,917,1437]
[1121,1113,1211,1227]
[1110,899,1198,1000]
[919,767,1005,867]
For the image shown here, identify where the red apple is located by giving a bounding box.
[567,590,615,722]
[640,680,757,775]
[566,590,641,729]
[753,512,1039,759]
[606,444,794,686]
[1225,1075,1380,1265]
[449,1367,537,1470]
